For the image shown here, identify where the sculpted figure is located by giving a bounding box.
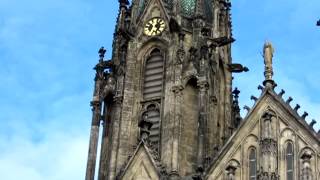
[263,41,274,68]
[263,41,275,80]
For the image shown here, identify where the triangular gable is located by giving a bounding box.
[205,87,320,179]
[136,0,170,33]
[118,141,160,180]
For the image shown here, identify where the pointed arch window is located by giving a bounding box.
[286,142,294,180]
[142,48,164,149]
[249,148,257,180]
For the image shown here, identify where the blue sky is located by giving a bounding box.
[0,0,319,179]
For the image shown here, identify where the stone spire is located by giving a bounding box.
[263,41,276,89]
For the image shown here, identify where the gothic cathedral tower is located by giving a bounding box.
[85,0,247,179]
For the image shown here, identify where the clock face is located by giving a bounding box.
[144,18,166,36]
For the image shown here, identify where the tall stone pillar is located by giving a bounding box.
[85,47,108,180]
[85,100,102,180]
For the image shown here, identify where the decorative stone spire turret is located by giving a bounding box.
[232,88,241,129]
[85,47,112,180]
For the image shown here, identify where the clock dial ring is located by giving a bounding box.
[144,17,166,36]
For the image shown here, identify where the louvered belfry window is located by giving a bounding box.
[143,49,164,99]
[143,49,164,147]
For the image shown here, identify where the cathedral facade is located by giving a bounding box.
[85,0,320,179]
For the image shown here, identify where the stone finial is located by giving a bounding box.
[232,87,240,99]
[286,97,293,105]
[250,95,258,102]
[258,85,264,92]
[301,112,309,120]
[244,105,251,112]
[98,46,106,61]
[262,41,276,88]
[293,104,300,112]
[309,119,316,128]
[278,89,285,97]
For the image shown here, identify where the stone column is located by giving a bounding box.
[107,96,123,180]
[85,47,107,180]
[85,100,102,180]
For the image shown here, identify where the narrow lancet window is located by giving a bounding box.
[249,148,257,180]
[286,143,294,180]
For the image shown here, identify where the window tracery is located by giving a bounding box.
[249,148,257,180]
[286,142,294,180]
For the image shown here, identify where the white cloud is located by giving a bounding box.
[0,129,88,180]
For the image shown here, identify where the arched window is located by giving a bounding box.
[143,49,164,99]
[286,142,294,180]
[249,148,257,180]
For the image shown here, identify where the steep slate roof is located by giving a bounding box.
[205,83,320,176]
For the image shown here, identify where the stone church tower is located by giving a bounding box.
[85,0,320,180]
